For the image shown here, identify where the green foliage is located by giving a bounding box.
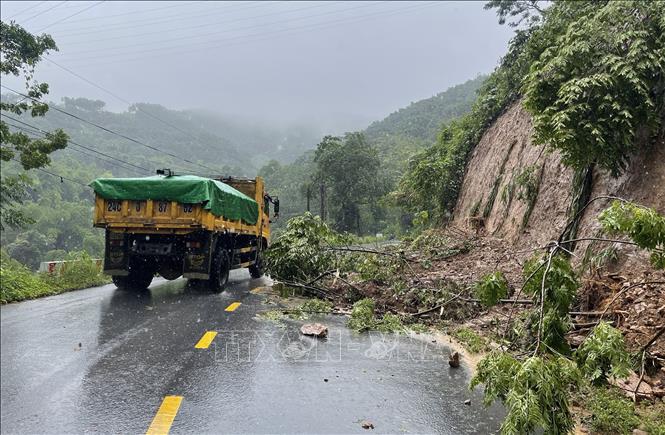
[522,253,577,354]
[452,327,489,354]
[394,20,535,220]
[586,387,639,435]
[264,212,347,281]
[471,352,580,435]
[347,298,377,332]
[1,20,68,230]
[0,249,49,303]
[599,200,665,269]
[0,249,109,303]
[524,1,665,176]
[514,164,539,203]
[515,164,541,228]
[375,313,404,333]
[474,271,509,307]
[484,0,545,28]
[313,133,384,233]
[639,403,665,435]
[355,252,403,284]
[346,298,404,333]
[298,298,333,314]
[575,321,631,384]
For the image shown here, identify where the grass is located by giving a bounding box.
[450,327,489,354]
[1,252,110,304]
[584,386,639,434]
[575,385,665,435]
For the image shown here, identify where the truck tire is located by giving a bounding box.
[112,266,154,290]
[249,252,264,279]
[209,249,230,293]
[112,264,155,290]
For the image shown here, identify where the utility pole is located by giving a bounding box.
[319,183,326,221]
[306,185,311,212]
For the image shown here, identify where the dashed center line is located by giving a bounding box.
[225,302,241,312]
[194,331,217,349]
[145,395,183,435]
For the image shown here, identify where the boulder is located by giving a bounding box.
[300,323,328,338]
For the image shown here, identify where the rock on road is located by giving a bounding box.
[1,271,504,434]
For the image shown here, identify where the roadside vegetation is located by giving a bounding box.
[264,2,665,433]
[1,250,110,304]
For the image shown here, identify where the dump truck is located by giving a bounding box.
[91,172,278,291]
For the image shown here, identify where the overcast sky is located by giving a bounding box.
[1,1,513,131]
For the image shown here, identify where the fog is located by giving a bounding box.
[1,1,513,132]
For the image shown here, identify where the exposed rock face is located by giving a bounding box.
[452,99,665,269]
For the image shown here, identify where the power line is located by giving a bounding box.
[52,1,265,36]
[63,1,374,55]
[2,114,152,174]
[20,1,67,25]
[9,158,90,188]
[2,114,151,175]
[58,1,342,46]
[1,84,217,173]
[58,1,205,24]
[42,57,225,148]
[6,122,146,175]
[5,1,48,20]
[35,1,105,32]
[57,1,440,65]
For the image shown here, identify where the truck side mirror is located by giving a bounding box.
[274,198,280,217]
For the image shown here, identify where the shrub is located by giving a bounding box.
[599,201,665,269]
[575,321,631,384]
[347,298,376,332]
[264,212,349,281]
[474,271,509,307]
[1,250,109,303]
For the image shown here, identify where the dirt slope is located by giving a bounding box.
[452,99,665,263]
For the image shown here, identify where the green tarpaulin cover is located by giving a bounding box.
[90,175,259,225]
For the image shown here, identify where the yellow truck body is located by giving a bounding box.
[92,175,277,291]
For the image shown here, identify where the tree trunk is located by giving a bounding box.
[319,183,326,221]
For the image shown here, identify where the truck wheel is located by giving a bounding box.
[112,275,131,289]
[112,267,154,290]
[249,252,264,279]
[209,249,230,293]
[130,269,154,290]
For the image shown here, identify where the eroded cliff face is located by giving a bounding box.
[452,99,665,266]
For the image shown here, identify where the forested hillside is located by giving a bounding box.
[0,93,325,267]
[260,77,484,233]
[1,73,482,267]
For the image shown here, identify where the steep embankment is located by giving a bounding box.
[452,99,665,266]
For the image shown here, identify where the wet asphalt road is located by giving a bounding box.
[1,271,504,434]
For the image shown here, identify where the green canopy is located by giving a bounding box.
[90,175,259,225]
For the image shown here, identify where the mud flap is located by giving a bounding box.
[183,233,214,279]
[104,230,129,275]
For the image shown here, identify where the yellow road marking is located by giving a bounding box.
[194,331,217,349]
[225,302,241,312]
[145,395,182,435]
